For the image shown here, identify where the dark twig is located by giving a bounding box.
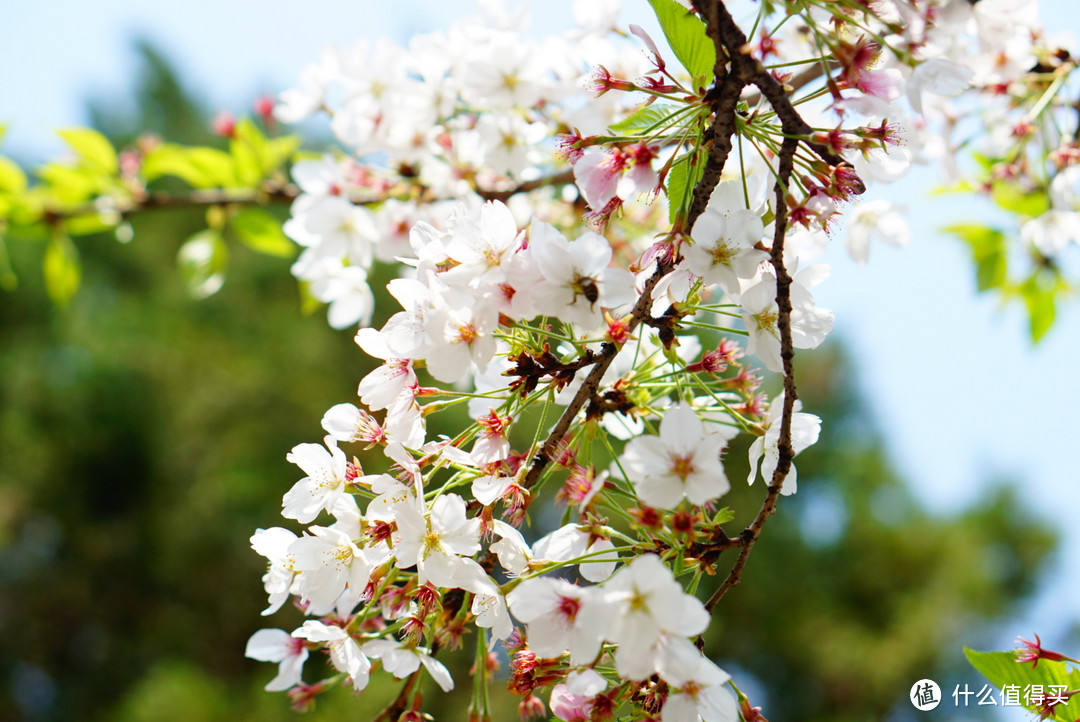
[38,169,577,225]
[691,0,860,612]
[705,134,799,612]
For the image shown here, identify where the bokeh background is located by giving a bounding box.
[1,2,1077,721]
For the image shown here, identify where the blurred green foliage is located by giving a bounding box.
[0,44,1055,722]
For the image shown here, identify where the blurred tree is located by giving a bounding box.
[0,44,1055,722]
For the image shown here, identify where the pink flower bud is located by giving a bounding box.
[212,111,237,139]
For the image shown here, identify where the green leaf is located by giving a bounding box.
[667,147,706,223]
[231,118,269,186]
[43,232,81,306]
[37,163,102,204]
[610,103,681,135]
[966,647,1080,721]
[646,0,716,84]
[0,157,27,194]
[930,180,974,195]
[177,229,228,299]
[65,213,118,237]
[143,145,238,188]
[58,128,118,175]
[944,224,1007,292]
[1019,274,1057,342]
[712,507,735,524]
[267,135,302,170]
[230,208,294,258]
[991,181,1049,218]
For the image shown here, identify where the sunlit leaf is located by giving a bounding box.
[143,145,238,188]
[43,231,81,306]
[0,157,27,194]
[944,224,1006,292]
[230,208,294,258]
[58,128,118,175]
[37,163,101,204]
[991,181,1049,218]
[231,119,269,186]
[667,147,706,223]
[646,0,715,85]
[610,103,682,135]
[267,135,302,170]
[66,213,118,237]
[1019,274,1057,343]
[966,648,1080,721]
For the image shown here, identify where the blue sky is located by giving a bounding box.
[2,0,1077,690]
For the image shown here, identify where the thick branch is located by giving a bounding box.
[708,1,847,167]
[520,258,675,490]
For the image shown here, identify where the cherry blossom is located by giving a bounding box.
[281,438,350,523]
[245,628,309,692]
[620,404,731,509]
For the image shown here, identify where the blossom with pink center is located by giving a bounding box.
[746,392,821,496]
[361,639,455,692]
[354,328,418,411]
[505,577,608,664]
[321,402,387,446]
[391,493,496,594]
[251,527,298,615]
[573,143,660,211]
[246,628,310,692]
[660,656,738,722]
[290,525,374,611]
[293,621,370,692]
[620,404,730,509]
[601,555,710,679]
[738,270,834,373]
[530,223,634,330]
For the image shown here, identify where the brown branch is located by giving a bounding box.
[478,168,575,202]
[705,133,799,613]
[693,0,856,612]
[706,1,848,167]
[39,169,577,225]
[520,258,675,491]
[520,2,855,495]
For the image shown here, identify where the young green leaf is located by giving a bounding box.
[991,181,1049,218]
[965,647,1080,721]
[645,0,716,84]
[0,156,27,194]
[230,208,295,258]
[43,231,81,306]
[143,145,238,188]
[232,118,271,186]
[944,224,1007,292]
[1019,274,1058,343]
[667,147,706,223]
[610,103,682,135]
[58,128,118,175]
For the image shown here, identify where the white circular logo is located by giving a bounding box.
[910,679,941,711]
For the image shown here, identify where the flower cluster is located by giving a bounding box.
[239,0,1054,719]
